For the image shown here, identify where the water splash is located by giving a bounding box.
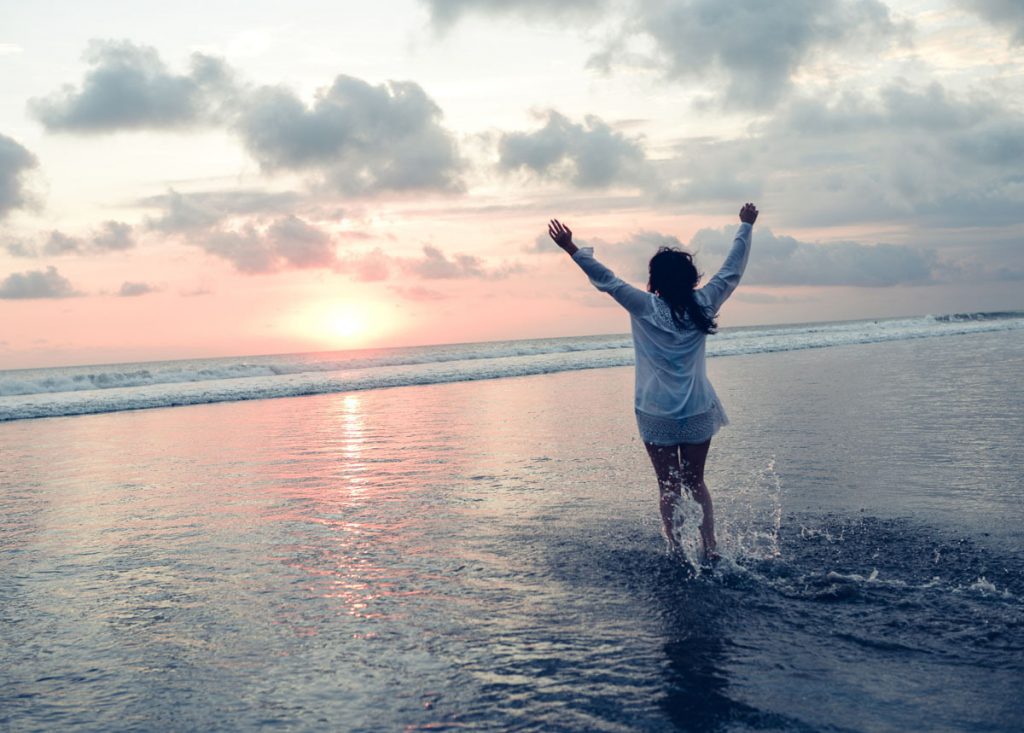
[715,456,784,566]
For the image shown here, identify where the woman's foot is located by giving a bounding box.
[700,547,721,567]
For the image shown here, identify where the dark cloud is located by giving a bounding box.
[0,266,79,299]
[29,40,232,132]
[143,189,302,232]
[267,215,336,268]
[195,216,337,274]
[656,82,1024,231]
[118,281,156,297]
[402,244,523,279]
[33,42,464,196]
[200,227,277,274]
[960,0,1024,44]
[595,0,904,109]
[574,223,1019,289]
[690,225,941,286]
[0,134,38,219]
[92,221,135,251]
[423,0,607,27]
[499,111,650,188]
[43,231,83,256]
[3,242,36,258]
[10,222,137,258]
[237,75,464,193]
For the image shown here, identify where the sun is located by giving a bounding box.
[328,307,368,340]
[286,300,394,348]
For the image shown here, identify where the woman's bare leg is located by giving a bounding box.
[644,443,684,549]
[680,440,716,557]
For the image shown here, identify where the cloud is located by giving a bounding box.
[578,223,1020,289]
[0,134,38,219]
[0,266,79,299]
[118,281,156,297]
[655,81,1024,230]
[498,111,650,188]
[959,0,1024,44]
[43,231,83,255]
[92,221,135,251]
[391,285,448,301]
[195,215,338,273]
[336,248,391,282]
[423,0,607,27]
[596,0,905,109]
[29,40,232,132]
[267,215,335,268]
[3,242,36,258]
[237,75,464,193]
[32,42,465,196]
[689,225,942,286]
[15,222,136,257]
[733,291,810,304]
[402,244,524,279]
[143,189,301,232]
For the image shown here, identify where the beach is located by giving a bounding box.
[2,327,1022,731]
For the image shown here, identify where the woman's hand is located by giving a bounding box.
[548,219,578,255]
[739,203,758,225]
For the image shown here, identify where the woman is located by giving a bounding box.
[548,204,757,560]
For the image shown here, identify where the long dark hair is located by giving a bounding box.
[647,247,717,335]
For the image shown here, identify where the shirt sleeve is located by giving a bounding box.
[570,247,652,318]
[697,222,752,312]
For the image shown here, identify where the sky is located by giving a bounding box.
[1,0,1022,368]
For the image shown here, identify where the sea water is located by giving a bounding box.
[2,310,1022,422]
[1,316,1022,731]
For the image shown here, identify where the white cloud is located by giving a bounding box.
[237,75,464,194]
[29,40,232,132]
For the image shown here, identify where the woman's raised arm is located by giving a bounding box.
[549,218,652,318]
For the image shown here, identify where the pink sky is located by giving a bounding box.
[2,0,1023,368]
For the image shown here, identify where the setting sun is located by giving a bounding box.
[285,300,395,348]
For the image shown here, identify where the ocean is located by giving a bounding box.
[2,311,1022,422]
[2,312,1023,731]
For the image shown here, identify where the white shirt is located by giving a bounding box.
[571,222,752,419]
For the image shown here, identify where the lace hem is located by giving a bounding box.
[635,401,728,446]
